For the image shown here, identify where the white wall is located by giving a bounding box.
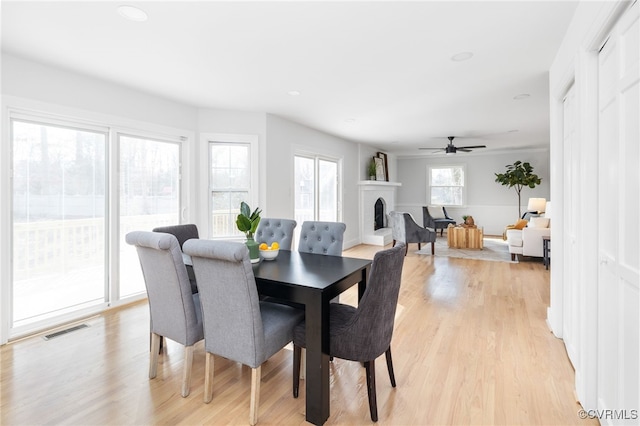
[395,150,550,235]
[265,114,362,248]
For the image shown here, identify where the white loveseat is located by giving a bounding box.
[506,216,550,261]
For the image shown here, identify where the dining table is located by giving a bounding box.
[252,249,372,426]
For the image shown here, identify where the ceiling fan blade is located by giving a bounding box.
[419,147,445,151]
[457,145,486,149]
[457,148,472,152]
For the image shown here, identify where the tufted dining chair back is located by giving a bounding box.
[183,239,304,425]
[297,221,346,256]
[255,218,297,250]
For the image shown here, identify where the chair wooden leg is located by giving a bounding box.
[392,239,396,247]
[250,366,261,426]
[404,244,408,256]
[365,360,378,422]
[204,352,214,403]
[149,333,161,379]
[418,243,421,250]
[293,345,301,398]
[431,241,435,255]
[385,347,396,387]
[181,345,194,397]
[300,348,306,380]
[511,253,516,261]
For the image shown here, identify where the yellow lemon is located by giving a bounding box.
[270,242,279,250]
[259,243,268,250]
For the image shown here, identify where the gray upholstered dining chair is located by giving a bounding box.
[422,206,455,236]
[390,211,436,255]
[182,239,304,426]
[298,221,346,256]
[125,231,204,398]
[152,224,200,294]
[292,242,406,422]
[255,218,297,250]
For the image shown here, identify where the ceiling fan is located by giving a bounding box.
[420,136,487,154]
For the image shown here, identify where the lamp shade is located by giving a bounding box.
[544,201,551,219]
[527,197,546,213]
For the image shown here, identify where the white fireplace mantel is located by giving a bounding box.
[358,181,401,246]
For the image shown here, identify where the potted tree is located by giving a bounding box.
[236,201,262,263]
[494,160,542,218]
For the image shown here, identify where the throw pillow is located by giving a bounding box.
[514,219,528,230]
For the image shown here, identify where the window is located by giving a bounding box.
[294,154,340,225]
[209,139,256,238]
[428,164,465,206]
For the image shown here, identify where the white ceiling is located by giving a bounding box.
[1,1,579,154]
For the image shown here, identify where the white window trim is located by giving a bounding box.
[427,164,467,207]
[202,133,259,240]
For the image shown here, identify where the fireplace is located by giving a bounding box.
[374,198,385,230]
[358,180,401,246]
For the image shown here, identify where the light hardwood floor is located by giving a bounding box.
[1,243,595,425]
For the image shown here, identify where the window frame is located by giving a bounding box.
[428,164,467,206]
[205,134,259,240]
[293,151,343,224]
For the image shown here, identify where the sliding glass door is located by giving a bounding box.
[119,135,181,298]
[10,114,183,336]
[11,118,107,328]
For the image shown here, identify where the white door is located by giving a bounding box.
[597,2,639,423]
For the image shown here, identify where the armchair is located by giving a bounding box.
[423,206,456,236]
[390,211,436,255]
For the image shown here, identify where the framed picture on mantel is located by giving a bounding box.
[376,152,389,181]
[374,156,386,181]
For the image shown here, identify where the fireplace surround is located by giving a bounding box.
[358,180,401,246]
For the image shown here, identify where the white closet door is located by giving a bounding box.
[597,2,639,422]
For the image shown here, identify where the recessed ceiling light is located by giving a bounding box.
[513,94,530,100]
[117,5,148,22]
[287,90,301,96]
[451,52,474,62]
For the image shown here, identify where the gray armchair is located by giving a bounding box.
[422,206,455,236]
[390,211,436,255]
[292,243,406,422]
[152,224,200,293]
[298,221,346,256]
[255,218,297,250]
[125,231,204,397]
[183,239,304,425]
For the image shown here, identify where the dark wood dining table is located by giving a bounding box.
[252,250,372,426]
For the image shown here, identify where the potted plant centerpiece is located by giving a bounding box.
[236,201,262,263]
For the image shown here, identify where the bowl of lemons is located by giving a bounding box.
[259,242,280,260]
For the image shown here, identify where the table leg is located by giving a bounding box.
[304,294,330,425]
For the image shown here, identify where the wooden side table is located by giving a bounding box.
[447,225,484,249]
